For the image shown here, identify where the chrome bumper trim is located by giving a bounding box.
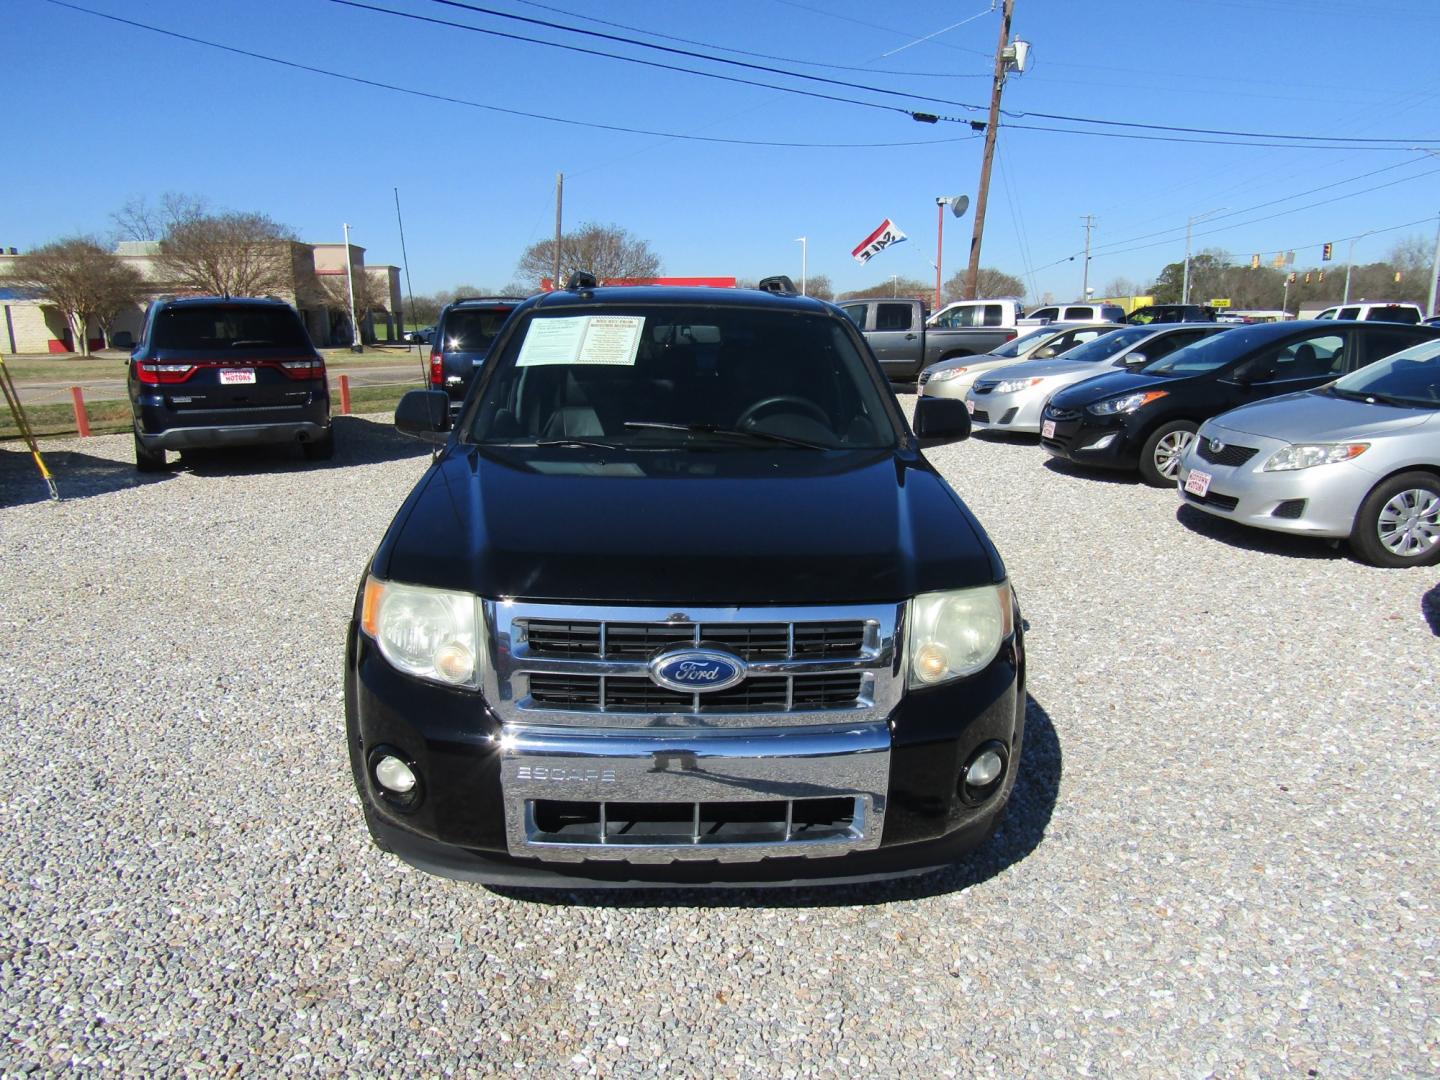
[499,721,890,863]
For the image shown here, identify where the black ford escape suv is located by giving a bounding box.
[122,296,333,471]
[347,274,1027,888]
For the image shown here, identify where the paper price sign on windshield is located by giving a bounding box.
[516,315,645,367]
[851,218,908,264]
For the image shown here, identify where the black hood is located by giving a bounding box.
[1049,369,1175,408]
[375,445,1003,605]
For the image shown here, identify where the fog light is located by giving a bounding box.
[966,749,1003,788]
[960,742,1007,804]
[914,643,950,684]
[1080,433,1118,451]
[375,755,417,795]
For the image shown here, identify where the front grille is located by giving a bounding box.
[528,672,864,712]
[529,795,859,846]
[1044,406,1081,422]
[1197,440,1259,466]
[971,409,991,423]
[972,383,996,394]
[1183,489,1239,512]
[1272,499,1306,519]
[522,618,865,661]
[917,370,932,386]
[999,408,1018,425]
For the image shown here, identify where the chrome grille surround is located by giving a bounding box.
[483,600,904,730]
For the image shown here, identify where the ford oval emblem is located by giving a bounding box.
[649,648,747,694]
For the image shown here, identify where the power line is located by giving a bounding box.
[386,0,1440,147]
[508,0,990,77]
[38,0,978,149]
[1002,121,1439,151]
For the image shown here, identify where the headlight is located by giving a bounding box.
[361,576,483,687]
[994,377,1044,394]
[908,582,1014,689]
[929,367,966,381]
[1086,389,1169,416]
[1262,443,1369,471]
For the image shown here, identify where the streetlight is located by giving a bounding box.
[1343,229,1381,304]
[794,236,807,296]
[934,195,969,310]
[342,222,361,352]
[891,274,899,297]
[1182,207,1227,306]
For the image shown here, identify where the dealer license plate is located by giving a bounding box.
[965,398,975,414]
[1184,469,1212,497]
[1041,419,1055,439]
[219,369,257,385]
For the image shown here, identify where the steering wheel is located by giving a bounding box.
[735,395,830,429]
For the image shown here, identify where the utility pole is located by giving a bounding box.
[795,236,807,296]
[1428,213,1440,317]
[1182,207,1226,306]
[963,0,1016,300]
[342,222,361,352]
[552,172,564,290]
[1081,214,1095,299]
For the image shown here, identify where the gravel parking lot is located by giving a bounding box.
[2,403,1437,1077]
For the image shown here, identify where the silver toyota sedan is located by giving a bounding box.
[1176,338,1440,567]
[965,323,1228,433]
[917,322,1116,400]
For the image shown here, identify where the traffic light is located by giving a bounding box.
[1304,272,1312,284]
[1251,254,1261,269]
[1395,271,1403,283]
[1288,272,1298,283]
[1318,271,1325,282]
[1322,242,1333,261]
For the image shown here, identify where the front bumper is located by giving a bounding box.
[969,385,1049,432]
[1176,427,1371,538]
[1039,405,1138,469]
[345,623,1026,887]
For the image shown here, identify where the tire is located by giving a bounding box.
[1349,471,1440,568]
[134,427,167,473]
[302,429,335,462]
[1138,420,1198,487]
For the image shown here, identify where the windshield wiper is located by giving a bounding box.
[530,438,624,450]
[622,420,827,449]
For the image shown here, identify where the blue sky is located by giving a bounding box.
[10,0,1440,302]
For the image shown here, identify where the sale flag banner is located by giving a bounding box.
[852,219,908,264]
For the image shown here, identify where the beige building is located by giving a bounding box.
[0,240,405,354]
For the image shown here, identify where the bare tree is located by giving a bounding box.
[943,267,1024,303]
[517,223,661,287]
[7,237,144,355]
[318,269,389,345]
[838,276,931,301]
[804,274,835,301]
[111,192,208,243]
[155,211,298,297]
[1101,276,1142,298]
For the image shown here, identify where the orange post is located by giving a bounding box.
[339,374,352,415]
[71,386,91,437]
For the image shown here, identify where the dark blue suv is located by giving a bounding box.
[123,296,333,471]
[428,296,524,407]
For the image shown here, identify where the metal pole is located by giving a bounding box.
[963,0,1016,300]
[892,275,898,297]
[1344,236,1358,303]
[935,201,945,309]
[1081,214,1094,298]
[552,172,563,289]
[1281,275,1289,317]
[795,236,807,295]
[393,187,420,367]
[1428,214,1440,317]
[1182,217,1193,306]
[342,222,360,351]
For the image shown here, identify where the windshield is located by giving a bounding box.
[989,326,1055,358]
[465,304,899,450]
[442,308,512,352]
[1048,325,1151,364]
[1330,339,1440,406]
[153,304,310,349]
[1142,324,1277,376]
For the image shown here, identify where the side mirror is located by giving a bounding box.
[395,389,452,441]
[1122,351,1147,368]
[914,396,971,446]
[112,331,134,350]
[1231,362,1274,384]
